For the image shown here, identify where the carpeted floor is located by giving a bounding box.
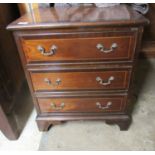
[39,59,155,151]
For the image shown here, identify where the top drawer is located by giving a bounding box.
[21,31,137,63]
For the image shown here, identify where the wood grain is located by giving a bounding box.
[21,32,136,63]
[7,5,148,131]
[30,70,131,91]
[7,5,149,30]
[37,96,127,113]
[0,4,24,140]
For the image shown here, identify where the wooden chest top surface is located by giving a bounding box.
[7,5,149,30]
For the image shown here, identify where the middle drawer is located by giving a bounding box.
[30,70,131,91]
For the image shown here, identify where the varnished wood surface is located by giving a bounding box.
[0,105,19,140]
[37,96,127,113]
[8,5,148,131]
[30,70,131,91]
[143,4,155,41]
[21,31,136,63]
[36,114,131,131]
[141,4,155,57]
[141,41,155,58]
[7,5,149,30]
[0,4,25,140]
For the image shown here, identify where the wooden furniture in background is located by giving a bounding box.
[17,3,39,15]
[141,3,155,58]
[0,4,25,140]
[7,5,148,131]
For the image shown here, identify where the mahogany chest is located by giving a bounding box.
[7,5,149,131]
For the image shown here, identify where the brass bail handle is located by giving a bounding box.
[96,101,112,110]
[96,76,115,86]
[37,45,58,56]
[96,43,117,53]
[44,78,61,87]
[50,102,65,110]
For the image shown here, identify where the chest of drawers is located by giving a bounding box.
[7,5,148,131]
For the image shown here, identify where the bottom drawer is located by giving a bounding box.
[37,96,127,113]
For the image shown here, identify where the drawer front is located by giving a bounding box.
[30,70,131,91]
[37,96,127,113]
[21,33,136,63]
